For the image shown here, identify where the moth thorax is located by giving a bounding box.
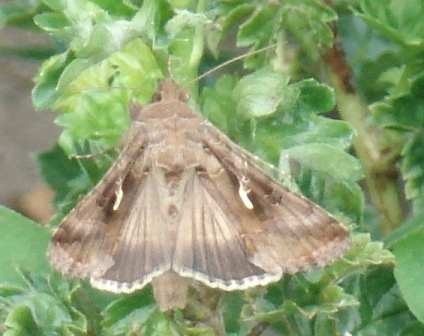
[156,147,202,172]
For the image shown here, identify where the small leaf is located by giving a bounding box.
[237,4,276,48]
[280,0,336,59]
[233,68,289,118]
[102,290,155,329]
[5,305,40,335]
[333,233,395,276]
[294,79,335,114]
[33,12,69,32]
[32,52,71,110]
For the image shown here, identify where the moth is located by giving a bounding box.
[48,78,351,310]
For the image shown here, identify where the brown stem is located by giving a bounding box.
[322,24,404,234]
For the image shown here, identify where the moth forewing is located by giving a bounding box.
[48,78,351,311]
[197,116,351,273]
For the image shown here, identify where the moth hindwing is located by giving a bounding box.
[48,78,351,310]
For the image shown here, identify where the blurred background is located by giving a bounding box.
[0,27,59,222]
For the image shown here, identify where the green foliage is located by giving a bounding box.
[1,0,424,334]
[0,207,50,286]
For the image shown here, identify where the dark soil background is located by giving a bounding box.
[0,27,60,219]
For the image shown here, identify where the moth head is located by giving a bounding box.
[152,79,190,103]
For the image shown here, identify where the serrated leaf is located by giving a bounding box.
[33,0,165,95]
[241,282,356,335]
[355,0,424,50]
[339,266,424,336]
[52,39,161,150]
[371,77,424,130]
[280,0,336,59]
[0,272,97,335]
[333,234,395,276]
[237,4,276,48]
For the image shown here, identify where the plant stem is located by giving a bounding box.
[323,31,404,234]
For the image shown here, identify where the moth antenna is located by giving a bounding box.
[70,146,117,160]
[252,153,294,184]
[227,139,296,188]
[191,43,277,84]
[167,57,177,82]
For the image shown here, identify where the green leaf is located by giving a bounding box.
[233,68,289,118]
[102,290,155,330]
[393,224,424,324]
[206,4,254,57]
[242,282,357,335]
[0,0,43,28]
[276,117,354,150]
[294,79,336,114]
[33,12,69,32]
[36,144,82,202]
[249,79,353,162]
[306,176,363,224]
[401,130,424,209]
[32,52,71,110]
[280,143,363,182]
[355,0,424,50]
[53,39,161,142]
[143,310,181,336]
[385,209,424,248]
[237,3,276,48]
[339,266,424,336]
[332,234,395,277]
[371,77,424,131]
[200,75,239,134]
[0,206,50,287]
[165,10,210,39]
[5,305,40,335]
[33,0,166,92]
[280,0,336,59]
[0,272,100,335]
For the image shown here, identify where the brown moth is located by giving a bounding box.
[47,78,351,310]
